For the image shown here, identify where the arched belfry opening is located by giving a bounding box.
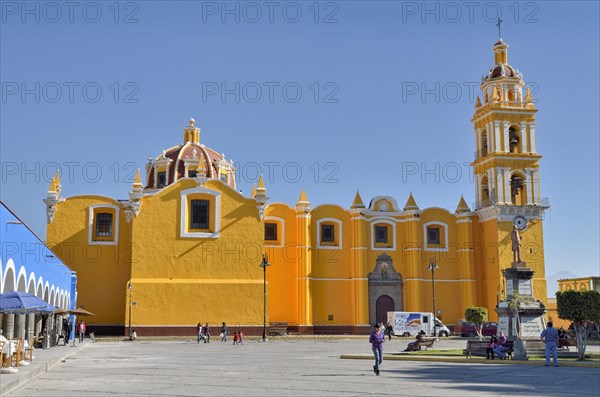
[480,175,491,207]
[368,253,403,326]
[480,130,488,157]
[510,172,527,205]
[509,126,522,153]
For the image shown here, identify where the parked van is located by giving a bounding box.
[455,320,498,337]
[387,311,451,337]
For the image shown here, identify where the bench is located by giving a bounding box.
[463,340,514,359]
[419,337,436,350]
[558,338,576,348]
[268,322,288,336]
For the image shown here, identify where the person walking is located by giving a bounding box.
[221,322,228,342]
[385,322,393,341]
[233,332,240,345]
[78,320,86,343]
[369,323,385,376]
[541,321,559,367]
[239,330,244,345]
[196,322,204,344]
[204,323,211,343]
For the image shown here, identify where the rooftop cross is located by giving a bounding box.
[496,17,503,40]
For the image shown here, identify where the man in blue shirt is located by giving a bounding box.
[540,321,559,367]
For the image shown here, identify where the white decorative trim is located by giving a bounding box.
[455,218,472,224]
[423,221,448,252]
[316,217,343,250]
[367,196,401,212]
[351,247,368,250]
[180,186,221,238]
[521,122,529,152]
[370,220,396,251]
[264,216,285,248]
[88,204,120,245]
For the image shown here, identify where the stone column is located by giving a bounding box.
[34,314,43,338]
[2,313,15,339]
[14,314,26,339]
[26,313,35,341]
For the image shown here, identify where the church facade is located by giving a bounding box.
[45,39,549,335]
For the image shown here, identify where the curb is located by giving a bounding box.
[339,354,600,368]
[0,343,89,396]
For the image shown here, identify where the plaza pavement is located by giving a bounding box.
[3,337,600,396]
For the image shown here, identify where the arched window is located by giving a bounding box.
[510,173,527,206]
[480,130,488,157]
[509,126,522,154]
[507,89,515,102]
[480,176,491,207]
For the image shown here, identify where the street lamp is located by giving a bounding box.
[127,282,132,339]
[427,258,439,337]
[259,254,271,342]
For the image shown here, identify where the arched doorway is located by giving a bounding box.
[368,253,403,326]
[376,295,394,325]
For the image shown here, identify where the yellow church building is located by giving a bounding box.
[45,38,550,336]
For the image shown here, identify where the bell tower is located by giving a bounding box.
[471,38,550,312]
[472,39,543,208]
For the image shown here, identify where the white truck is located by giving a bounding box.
[387,311,450,337]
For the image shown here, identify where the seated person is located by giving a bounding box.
[130,329,138,341]
[558,327,567,339]
[404,330,426,352]
[493,332,510,359]
[486,335,498,359]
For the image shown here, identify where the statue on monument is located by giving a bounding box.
[511,225,523,263]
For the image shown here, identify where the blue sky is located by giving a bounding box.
[1,1,598,295]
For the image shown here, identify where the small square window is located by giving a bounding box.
[95,213,113,237]
[188,170,198,178]
[190,199,209,230]
[157,171,166,188]
[328,315,334,321]
[265,223,278,241]
[427,227,440,245]
[321,224,335,242]
[220,173,228,183]
[375,226,388,244]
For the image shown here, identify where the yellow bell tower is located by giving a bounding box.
[471,39,550,313]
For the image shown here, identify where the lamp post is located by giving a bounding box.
[259,254,271,342]
[427,258,439,337]
[127,282,132,339]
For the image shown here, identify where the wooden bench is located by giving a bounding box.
[268,322,288,336]
[463,340,514,359]
[558,338,577,348]
[419,337,436,351]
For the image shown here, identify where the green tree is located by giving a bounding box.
[556,290,600,360]
[464,307,488,340]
